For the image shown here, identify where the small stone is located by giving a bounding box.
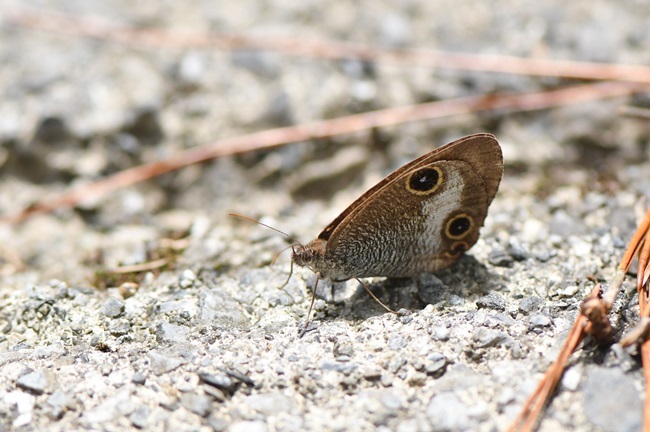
[519,297,544,315]
[476,293,506,311]
[362,367,382,381]
[425,354,447,377]
[389,336,407,350]
[426,393,469,430]
[380,374,394,387]
[179,269,197,289]
[108,319,131,336]
[533,247,554,262]
[118,282,138,299]
[180,393,213,417]
[472,328,511,348]
[46,391,73,420]
[507,239,529,261]
[497,387,516,409]
[510,341,527,359]
[101,297,125,318]
[148,352,184,375]
[198,372,237,394]
[132,372,146,385]
[155,321,190,343]
[333,337,354,358]
[529,314,552,328]
[216,367,255,387]
[561,367,582,391]
[4,390,35,428]
[487,249,513,267]
[82,388,133,424]
[16,370,49,395]
[203,385,227,401]
[583,367,642,431]
[129,405,150,429]
[209,414,229,431]
[408,372,427,387]
[245,393,292,416]
[101,364,112,376]
[431,325,450,341]
[557,285,580,297]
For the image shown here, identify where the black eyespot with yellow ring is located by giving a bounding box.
[445,213,474,240]
[406,166,444,195]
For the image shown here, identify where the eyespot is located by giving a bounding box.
[445,213,474,240]
[406,166,443,195]
[445,241,470,259]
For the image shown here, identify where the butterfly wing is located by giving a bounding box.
[322,134,502,279]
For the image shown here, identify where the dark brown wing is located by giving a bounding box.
[318,133,502,241]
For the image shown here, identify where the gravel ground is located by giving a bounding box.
[1,1,650,431]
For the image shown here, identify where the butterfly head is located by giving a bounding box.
[292,238,328,276]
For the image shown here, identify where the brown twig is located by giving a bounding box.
[5,7,650,84]
[619,106,650,120]
[508,301,591,432]
[108,258,168,274]
[510,208,650,432]
[1,82,645,224]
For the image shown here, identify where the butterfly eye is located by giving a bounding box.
[445,213,474,240]
[406,166,444,195]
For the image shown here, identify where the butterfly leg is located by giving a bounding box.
[354,278,399,315]
[299,277,320,338]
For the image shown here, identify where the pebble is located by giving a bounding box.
[155,321,190,343]
[4,390,36,427]
[148,352,185,375]
[46,391,73,420]
[180,393,213,417]
[178,269,197,289]
[507,238,529,261]
[129,405,150,429]
[198,372,238,394]
[583,366,642,431]
[519,297,544,315]
[333,336,355,357]
[244,393,293,416]
[431,325,450,341]
[472,328,511,348]
[389,336,407,350]
[426,393,470,430]
[108,319,131,336]
[476,293,507,311]
[101,297,125,318]
[425,354,447,377]
[487,248,514,267]
[16,370,51,395]
[528,314,552,328]
[82,388,133,424]
[132,372,147,385]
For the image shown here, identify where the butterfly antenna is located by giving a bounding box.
[299,277,319,338]
[228,213,302,246]
[272,244,296,266]
[354,278,398,315]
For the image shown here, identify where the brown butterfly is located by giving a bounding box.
[234,133,503,333]
[291,133,502,329]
